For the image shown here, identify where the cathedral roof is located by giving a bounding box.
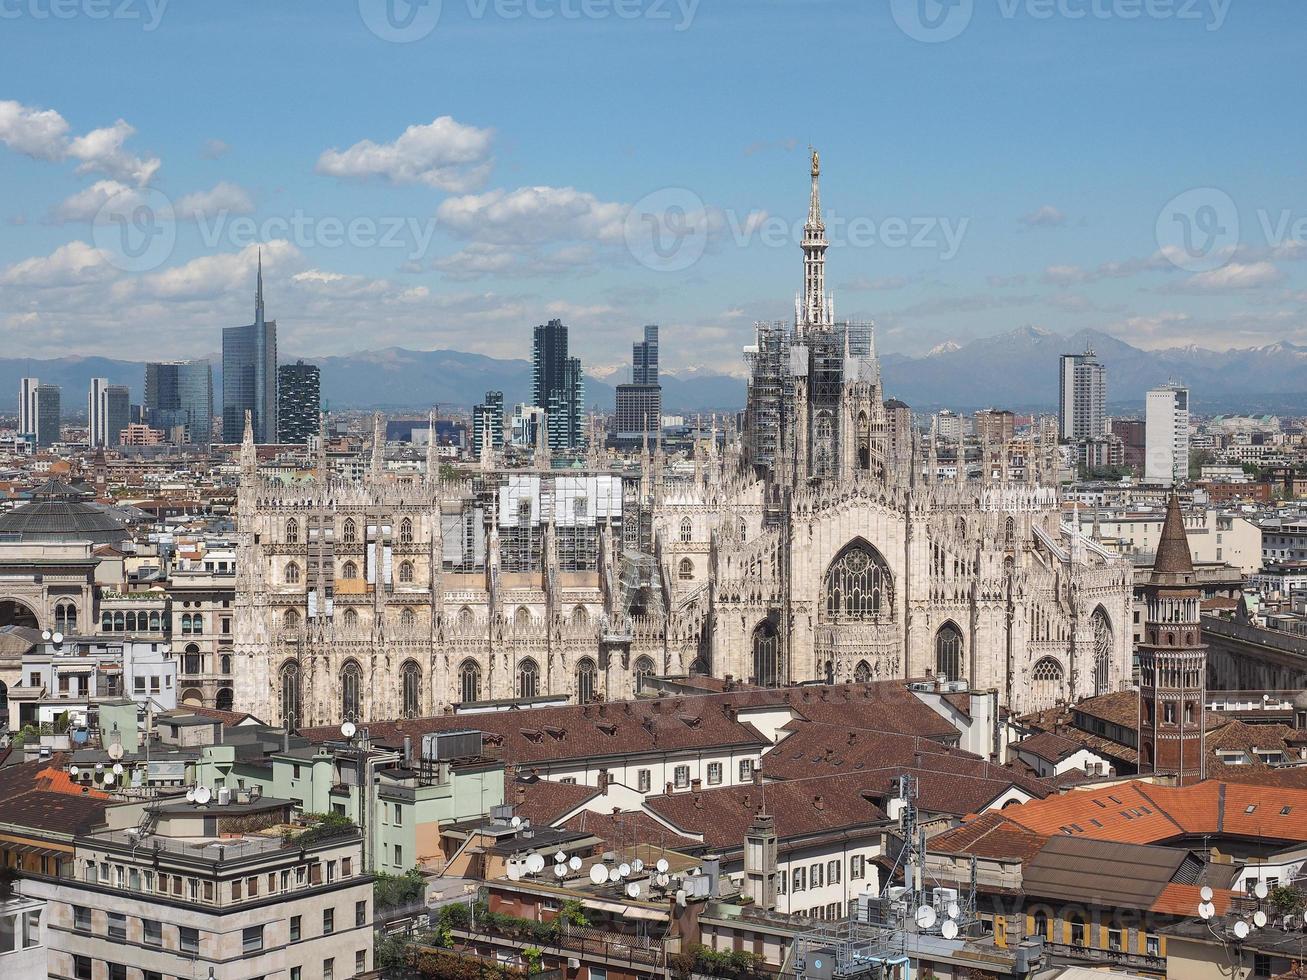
[1151,492,1195,582]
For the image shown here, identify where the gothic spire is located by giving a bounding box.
[800,148,830,334]
[1153,492,1194,579]
[426,410,439,485]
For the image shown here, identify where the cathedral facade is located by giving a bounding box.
[234,154,1133,729]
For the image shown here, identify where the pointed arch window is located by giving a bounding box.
[1031,657,1065,709]
[285,562,301,585]
[342,608,359,629]
[342,518,357,544]
[400,607,416,629]
[55,602,77,634]
[401,660,421,719]
[679,517,692,543]
[286,518,299,544]
[634,655,656,692]
[456,606,475,630]
[752,619,781,688]
[576,657,597,705]
[280,661,300,731]
[341,561,358,580]
[678,558,693,580]
[935,623,964,682]
[399,560,414,584]
[824,541,894,621]
[399,517,414,544]
[1092,607,1113,696]
[341,661,362,721]
[517,658,539,699]
[455,659,479,704]
[854,660,872,683]
[513,606,531,630]
[284,608,300,630]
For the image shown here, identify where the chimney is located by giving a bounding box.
[598,769,610,792]
[515,783,527,806]
[693,794,703,810]
[665,781,674,796]
[402,736,412,766]
[691,778,702,792]
[813,795,824,811]
[702,854,722,898]
[752,766,763,786]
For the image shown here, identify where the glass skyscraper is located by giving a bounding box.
[223,254,278,443]
[531,318,583,450]
[277,360,320,445]
[145,360,214,444]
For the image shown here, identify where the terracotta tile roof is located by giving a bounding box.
[642,771,887,850]
[0,754,110,836]
[929,811,1049,863]
[1151,882,1235,917]
[507,777,600,827]
[175,705,263,727]
[1014,731,1085,764]
[561,809,702,852]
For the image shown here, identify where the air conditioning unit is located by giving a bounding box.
[216,787,232,806]
[887,798,907,821]
[933,887,959,912]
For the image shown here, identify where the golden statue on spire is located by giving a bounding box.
[811,147,820,177]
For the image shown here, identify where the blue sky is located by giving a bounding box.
[1,0,1303,377]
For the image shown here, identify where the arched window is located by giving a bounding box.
[183,643,202,675]
[824,541,894,621]
[341,561,358,580]
[279,661,300,731]
[342,518,357,544]
[55,603,76,634]
[571,605,588,628]
[456,606,475,630]
[286,518,299,544]
[216,688,234,712]
[342,608,359,629]
[935,622,964,682]
[400,607,416,628]
[101,611,112,631]
[813,411,834,477]
[678,558,693,580]
[219,654,231,674]
[341,661,362,721]
[752,619,781,688]
[854,660,872,683]
[284,608,300,629]
[739,519,748,542]
[634,655,656,692]
[126,612,137,633]
[399,518,413,544]
[401,660,421,719]
[1004,516,1015,544]
[517,658,539,699]
[148,611,160,631]
[679,517,692,543]
[190,613,204,634]
[576,657,597,704]
[459,660,481,704]
[285,562,300,585]
[114,611,125,632]
[1031,657,1065,709]
[1092,607,1113,695]
[399,561,414,584]
[513,606,531,630]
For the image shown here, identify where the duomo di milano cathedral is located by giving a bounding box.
[234,152,1133,730]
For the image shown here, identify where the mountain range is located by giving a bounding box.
[1,328,1302,417]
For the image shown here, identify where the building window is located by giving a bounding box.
[400,518,413,544]
[341,660,362,721]
[401,660,421,718]
[517,658,539,699]
[679,517,692,543]
[394,844,403,865]
[810,863,823,888]
[828,859,841,884]
[777,872,786,896]
[73,957,92,980]
[285,562,301,585]
[637,769,651,793]
[342,518,357,544]
[107,911,126,940]
[323,959,334,980]
[752,619,781,687]
[634,656,656,692]
[674,765,690,788]
[280,660,301,730]
[707,762,723,785]
[73,906,91,932]
[934,622,963,682]
[1146,935,1160,957]
[678,557,693,580]
[739,759,754,782]
[243,925,265,953]
[144,919,162,945]
[459,659,481,704]
[356,950,367,974]
[356,900,367,927]
[850,855,864,880]
[180,926,199,955]
[792,867,806,892]
[286,518,299,544]
[291,969,302,980]
[341,561,358,579]
[576,657,597,704]
[824,541,894,621]
[399,560,414,584]
[290,915,301,942]
[323,908,335,934]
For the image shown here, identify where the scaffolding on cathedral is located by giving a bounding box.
[744,320,791,473]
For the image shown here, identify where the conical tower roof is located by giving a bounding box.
[1152,493,1194,582]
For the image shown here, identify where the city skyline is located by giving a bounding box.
[1,4,1305,381]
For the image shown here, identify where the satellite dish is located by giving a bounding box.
[554,851,567,863]
[526,854,545,875]
[112,763,123,775]
[511,816,522,828]
[194,785,211,805]
[1253,910,1268,929]
[69,766,79,777]
[941,919,959,940]
[915,906,937,930]
[947,902,960,919]
[1198,903,1214,920]
[95,763,104,772]
[107,743,124,760]
[185,788,196,802]
[608,867,621,883]
[1255,882,1269,900]
[568,856,583,871]
[554,864,567,878]
[1200,885,1214,902]
[589,864,608,885]
[656,858,669,873]
[632,858,644,873]
[52,631,63,645]
[656,873,670,887]
[41,630,51,641]
[626,882,641,898]
[102,772,115,786]
[1233,920,1250,940]
[618,863,631,878]
[340,721,357,739]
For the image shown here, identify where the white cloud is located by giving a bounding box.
[1173,261,1283,292]
[316,116,494,192]
[137,240,299,301]
[0,99,70,158]
[1020,205,1066,228]
[66,119,160,185]
[0,240,115,287]
[437,185,627,245]
[177,181,255,218]
[200,138,230,160]
[50,180,139,223]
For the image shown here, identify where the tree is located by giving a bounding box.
[375,868,426,910]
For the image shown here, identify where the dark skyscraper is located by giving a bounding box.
[472,390,504,457]
[531,318,583,450]
[146,360,214,444]
[88,378,130,447]
[34,384,61,448]
[633,324,659,385]
[222,253,278,443]
[277,360,321,445]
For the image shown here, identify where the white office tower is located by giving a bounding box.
[1145,383,1190,487]
[18,377,38,437]
[1059,349,1107,441]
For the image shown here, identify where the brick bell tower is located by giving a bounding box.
[1137,493,1207,785]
